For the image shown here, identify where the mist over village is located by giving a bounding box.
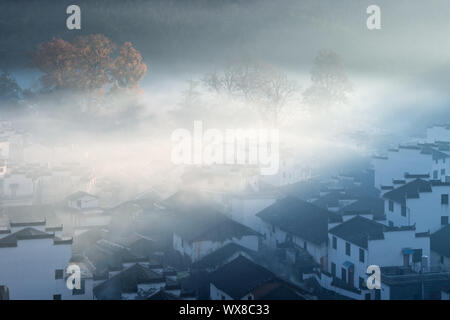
[2,0,450,303]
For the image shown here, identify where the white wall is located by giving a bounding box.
[386,185,450,233]
[0,238,72,300]
[328,229,429,296]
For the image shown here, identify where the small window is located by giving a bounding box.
[441,216,449,226]
[55,269,64,280]
[332,236,337,250]
[359,248,365,263]
[441,256,445,264]
[434,170,438,179]
[388,220,394,227]
[388,200,394,212]
[53,294,61,300]
[345,242,351,256]
[401,206,407,217]
[442,169,446,176]
[442,194,449,205]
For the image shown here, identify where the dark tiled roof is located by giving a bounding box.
[191,243,255,270]
[340,196,384,219]
[84,240,147,275]
[66,191,97,201]
[420,146,449,160]
[404,173,430,179]
[209,255,275,299]
[0,227,54,248]
[93,263,165,300]
[256,196,333,245]
[312,191,348,209]
[383,179,432,205]
[329,215,415,249]
[431,225,450,257]
[162,190,258,243]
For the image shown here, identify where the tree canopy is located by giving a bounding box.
[30,34,147,93]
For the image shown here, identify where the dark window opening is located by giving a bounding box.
[55,269,64,280]
[442,194,449,205]
[359,248,365,263]
[401,206,407,217]
[345,242,351,256]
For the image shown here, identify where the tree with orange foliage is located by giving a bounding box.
[111,42,147,90]
[30,38,77,91]
[72,34,116,91]
[30,35,147,94]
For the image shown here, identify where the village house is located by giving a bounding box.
[160,190,260,264]
[382,179,450,233]
[256,196,333,269]
[0,218,80,300]
[209,255,307,300]
[171,207,260,263]
[93,263,169,300]
[327,215,430,299]
[372,144,449,190]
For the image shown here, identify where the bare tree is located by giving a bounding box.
[203,58,298,125]
[303,49,352,110]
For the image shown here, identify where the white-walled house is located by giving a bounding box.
[67,191,99,210]
[256,196,332,270]
[209,255,274,300]
[383,179,450,233]
[172,209,260,263]
[162,190,260,263]
[0,225,75,300]
[372,145,449,190]
[327,215,430,299]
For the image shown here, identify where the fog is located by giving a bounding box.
[1,0,450,199]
